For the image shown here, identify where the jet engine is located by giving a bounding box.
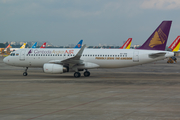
[43,63,67,74]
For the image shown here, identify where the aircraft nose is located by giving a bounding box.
[3,57,8,64]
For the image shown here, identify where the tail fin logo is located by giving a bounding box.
[77,44,81,48]
[149,28,167,48]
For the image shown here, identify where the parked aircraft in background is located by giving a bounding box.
[119,38,132,49]
[40,42,46,48]
[8,43,26,52]
[3,21,174,78]
[74,40,83,48]
[31,42,37,48]
[168,36,180,52]
[20,43,26,49]
[6,44,11,49]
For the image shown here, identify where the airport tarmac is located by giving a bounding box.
[0,56,180,120]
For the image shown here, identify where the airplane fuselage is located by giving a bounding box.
[4,48,174,69]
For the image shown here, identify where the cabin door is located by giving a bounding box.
[19,50,26,61]
[133,51,139,62]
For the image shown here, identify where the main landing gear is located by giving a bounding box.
[23,67,28,76]
[84,70,90,77]
[73,70,90,78]
[74,72,81,78]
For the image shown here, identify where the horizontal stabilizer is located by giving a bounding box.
[149,52,166,58]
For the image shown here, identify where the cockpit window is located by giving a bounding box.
[10,53,15,56]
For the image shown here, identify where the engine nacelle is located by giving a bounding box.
[43,63,67,74]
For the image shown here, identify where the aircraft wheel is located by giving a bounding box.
[23,72,28,76]
[74,72,81,78]
[84,71,90,77]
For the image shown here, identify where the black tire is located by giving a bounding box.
[74,72,80,78]
[84,71,90,77]
[23,72,28,76]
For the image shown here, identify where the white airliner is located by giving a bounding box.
[3,21,174,78]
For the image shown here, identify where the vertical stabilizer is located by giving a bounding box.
[138,21,172,50]
[31,42,37,48]
[120,38,132,49]
[40,42,46,48]
[168,36,180,52]
[6,44,11,48]
[20,43,26,49]
[74,40,83,48]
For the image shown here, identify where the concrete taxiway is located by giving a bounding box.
[0,56,180,120]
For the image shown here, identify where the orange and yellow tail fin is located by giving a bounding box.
[168,36,180,52]
[119,38,132,49]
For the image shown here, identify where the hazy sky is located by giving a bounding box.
[1,0,180,46]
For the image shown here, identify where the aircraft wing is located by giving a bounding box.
[49,44,86,65]
[149,52,166,58]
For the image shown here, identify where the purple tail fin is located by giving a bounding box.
[138,21,172,50]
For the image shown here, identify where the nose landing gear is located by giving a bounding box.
[23,67,28,76]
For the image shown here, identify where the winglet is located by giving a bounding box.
[74,44,86,59]
[74,40,83,48]
[60,44,86,64]
[168,36,180,52]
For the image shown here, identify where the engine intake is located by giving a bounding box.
[43,63,67,74]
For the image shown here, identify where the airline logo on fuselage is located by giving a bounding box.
[149,28,167,48]
[28,49,74,54]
